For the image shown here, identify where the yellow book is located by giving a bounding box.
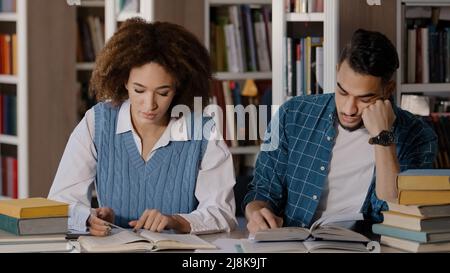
[0,198,69,219]
[398,190,450,205]
[397,169,450,190]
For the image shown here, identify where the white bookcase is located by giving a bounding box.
[272,0,339,107]
[0,0,26,198]
[1,0,78,198]
[105,0,154,40]
[396,0,450,104]
[204,0,272,156]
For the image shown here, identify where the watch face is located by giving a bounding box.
[379,131,395,145]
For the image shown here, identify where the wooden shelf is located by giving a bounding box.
[229,145,260,155]
[286,12,324,22]
[0,134,18,145]
[214,72,272,80]
[0,13,17,22]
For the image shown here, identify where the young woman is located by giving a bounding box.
[48,18,237,236]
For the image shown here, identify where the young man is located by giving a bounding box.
[243,29,438,233]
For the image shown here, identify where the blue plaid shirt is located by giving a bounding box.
[243,94,438,228]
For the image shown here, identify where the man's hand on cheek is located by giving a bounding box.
[362,99,396,137]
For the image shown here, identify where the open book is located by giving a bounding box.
[244,213,380,253]
[78,229,217,253]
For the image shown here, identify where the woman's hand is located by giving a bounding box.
[87,207,115,236]
[129,209,191,233]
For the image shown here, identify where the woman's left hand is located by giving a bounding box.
[128,209,175,232]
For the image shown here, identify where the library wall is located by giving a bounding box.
[28,0,77,197]
[154,0,204,42]
[339,0,397,51]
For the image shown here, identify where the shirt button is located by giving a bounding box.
[301,223,306,227]
[320,166,325,171]
[327,136,332,141]
[312,195,318,200]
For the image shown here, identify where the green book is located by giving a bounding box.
[0,214,68,236]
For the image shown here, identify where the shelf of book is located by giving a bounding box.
[272,0,338,107]
[396,0,450,103]
[206,0,272,156]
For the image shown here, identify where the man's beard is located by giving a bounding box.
[338,116,364,132]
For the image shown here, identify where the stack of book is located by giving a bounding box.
[373,169,450,252]
[0,197,69,236]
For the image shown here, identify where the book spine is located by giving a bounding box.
[0,213,20,235]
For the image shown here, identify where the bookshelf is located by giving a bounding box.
[272,0,339,107]
[1,0,78,198]
[205,0,272,159]
[105,0,154,40]
[396,0,450,104]
[396,0,450,169]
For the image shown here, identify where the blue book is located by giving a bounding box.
[373,223,450,243]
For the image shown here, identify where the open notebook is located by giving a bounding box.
[243,213,380,253]
[78,229,217,252]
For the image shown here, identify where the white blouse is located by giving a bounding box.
[48,100,237,234]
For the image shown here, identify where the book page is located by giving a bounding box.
[249,227,310,242]
[138,230,216,250]
[78,230,149,252]
[303,240,369,253]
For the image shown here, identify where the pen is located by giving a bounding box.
[104,221,137,233]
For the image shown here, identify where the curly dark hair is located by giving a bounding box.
[90,18,212,111]
[339,29,399,85]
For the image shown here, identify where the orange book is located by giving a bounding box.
[3,34,11,75]
[397,169,450,191]
[398,190,450,205]
[12,34,17,75]
[0,198,69,219]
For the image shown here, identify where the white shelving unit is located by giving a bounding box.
[396,0,450,104]
[205,0,272,156]
[0,0,27,198]
[105,0,154,41]
[205,0,272,82]
[76,0,105,72]
[272,0,339,107]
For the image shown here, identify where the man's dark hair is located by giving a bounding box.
[339,29,399,85]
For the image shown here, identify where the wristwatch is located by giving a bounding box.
[368,130,395,146]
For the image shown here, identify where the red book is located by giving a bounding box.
[12,157,18,198]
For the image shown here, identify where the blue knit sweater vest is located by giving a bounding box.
[93,102,208,227]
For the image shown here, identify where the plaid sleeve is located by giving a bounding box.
[366,119,438,223]
[242,107,289,215]
[399,123,438,170]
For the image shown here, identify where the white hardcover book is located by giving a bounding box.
[224,24,239,73]
[229,6,245,72]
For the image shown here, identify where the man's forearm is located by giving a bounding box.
[374,144,400,202]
